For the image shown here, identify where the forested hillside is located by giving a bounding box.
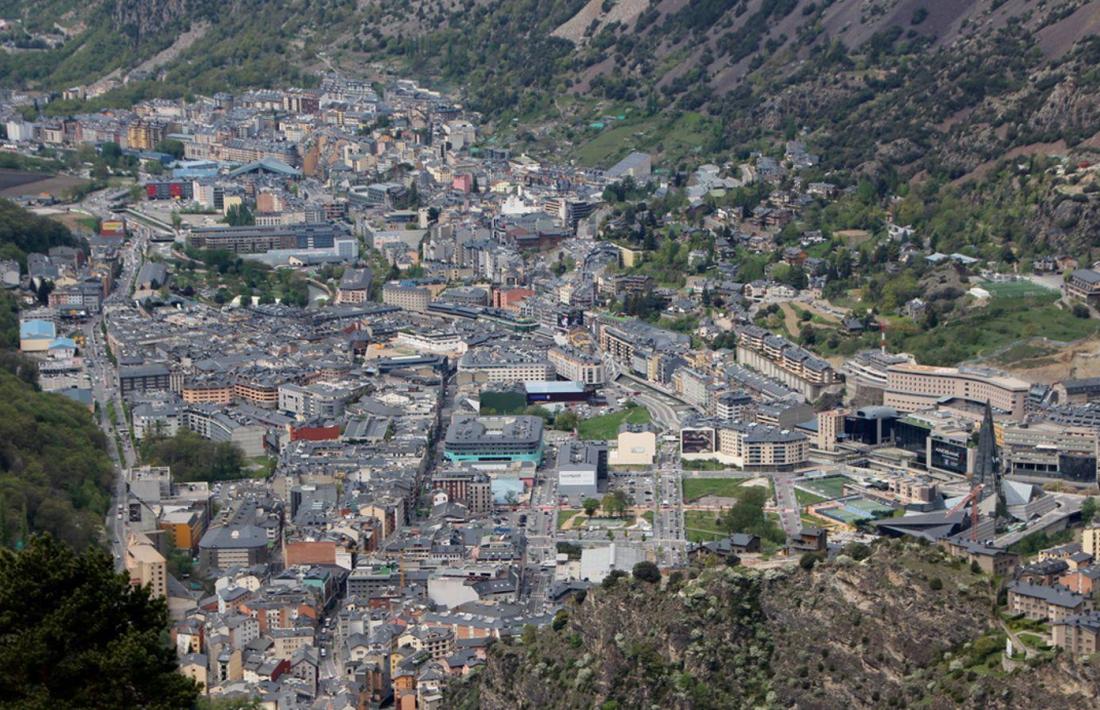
[0,201,112,550]
[0,198,81,267]
[0,364,114,550]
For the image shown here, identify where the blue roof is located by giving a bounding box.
[48,337,76,350]
[56,387,93,406]
[20,319,56,339]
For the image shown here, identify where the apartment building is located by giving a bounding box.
[735,325,837,400]
[127,120,167,151]
[1064,268,1100,305]
[883,363,1029,419]
[430,470,493,515]
[182,380,234,405]
[277,382,353,419]
[548,346,607,386]
[382,283,431,312]
[125,530,167,599]
[336,268,373,304]
[457,350,555,384]
[715,391,754,422]
[180,406,267,457]
[817,409,844,451]
[119,363,172,398]
[594,318,689,368]
[1007,581,1093,623]
[1052,612,1100,656]
[234,378,280,408]
[1083,525,1100,559]
[680,419,809,470]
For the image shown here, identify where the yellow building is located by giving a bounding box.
[125,530,167,599]
[221,195,243,215]
[617,244,646,268]
[1083,526,1100,559]
[609,430,656,467]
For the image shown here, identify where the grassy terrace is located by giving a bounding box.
[577,403,651,440]
[683,477,748,502]
[892,292,1100,366]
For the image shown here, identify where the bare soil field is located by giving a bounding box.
[0,170,87,198]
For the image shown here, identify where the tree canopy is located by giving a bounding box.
[141,429,246,483]
[0,198,81,269]
[0,535,199,708]
[0,366,114,550]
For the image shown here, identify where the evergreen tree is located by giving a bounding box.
[0,535,199,707]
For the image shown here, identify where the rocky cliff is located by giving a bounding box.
[449,542,1100,709]
[112,0,201,41]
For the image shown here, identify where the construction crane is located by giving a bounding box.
[947,484,984,542]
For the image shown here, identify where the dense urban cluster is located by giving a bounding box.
[2,69,1100,707]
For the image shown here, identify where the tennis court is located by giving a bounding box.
[816,496,896,524]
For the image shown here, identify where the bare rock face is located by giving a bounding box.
[448,542,1100,709]
[112,0,197,41]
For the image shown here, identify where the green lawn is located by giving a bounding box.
[801,513,824,528]
[572,111,714,167]
[557,509,585,530]
[683,478,747,502]
[684,509,727,542]
[797,475,851,499]
[1016,631,1050,650]
[577,404,651,440]
[795,488,829,507]
[75,216,100,232]
[1002,613,1052,635]
[685,509,784,547]
[247,455,277,479]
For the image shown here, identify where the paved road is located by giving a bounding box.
[771,473,803,538]
[80,202,146,570]
[609,369,684,432]
[993,493,1083,548]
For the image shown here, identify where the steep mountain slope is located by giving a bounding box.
[448,543,1100,709]
[0,200,113,551]
[7,1,1100,255]
[13,2,1100,165]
